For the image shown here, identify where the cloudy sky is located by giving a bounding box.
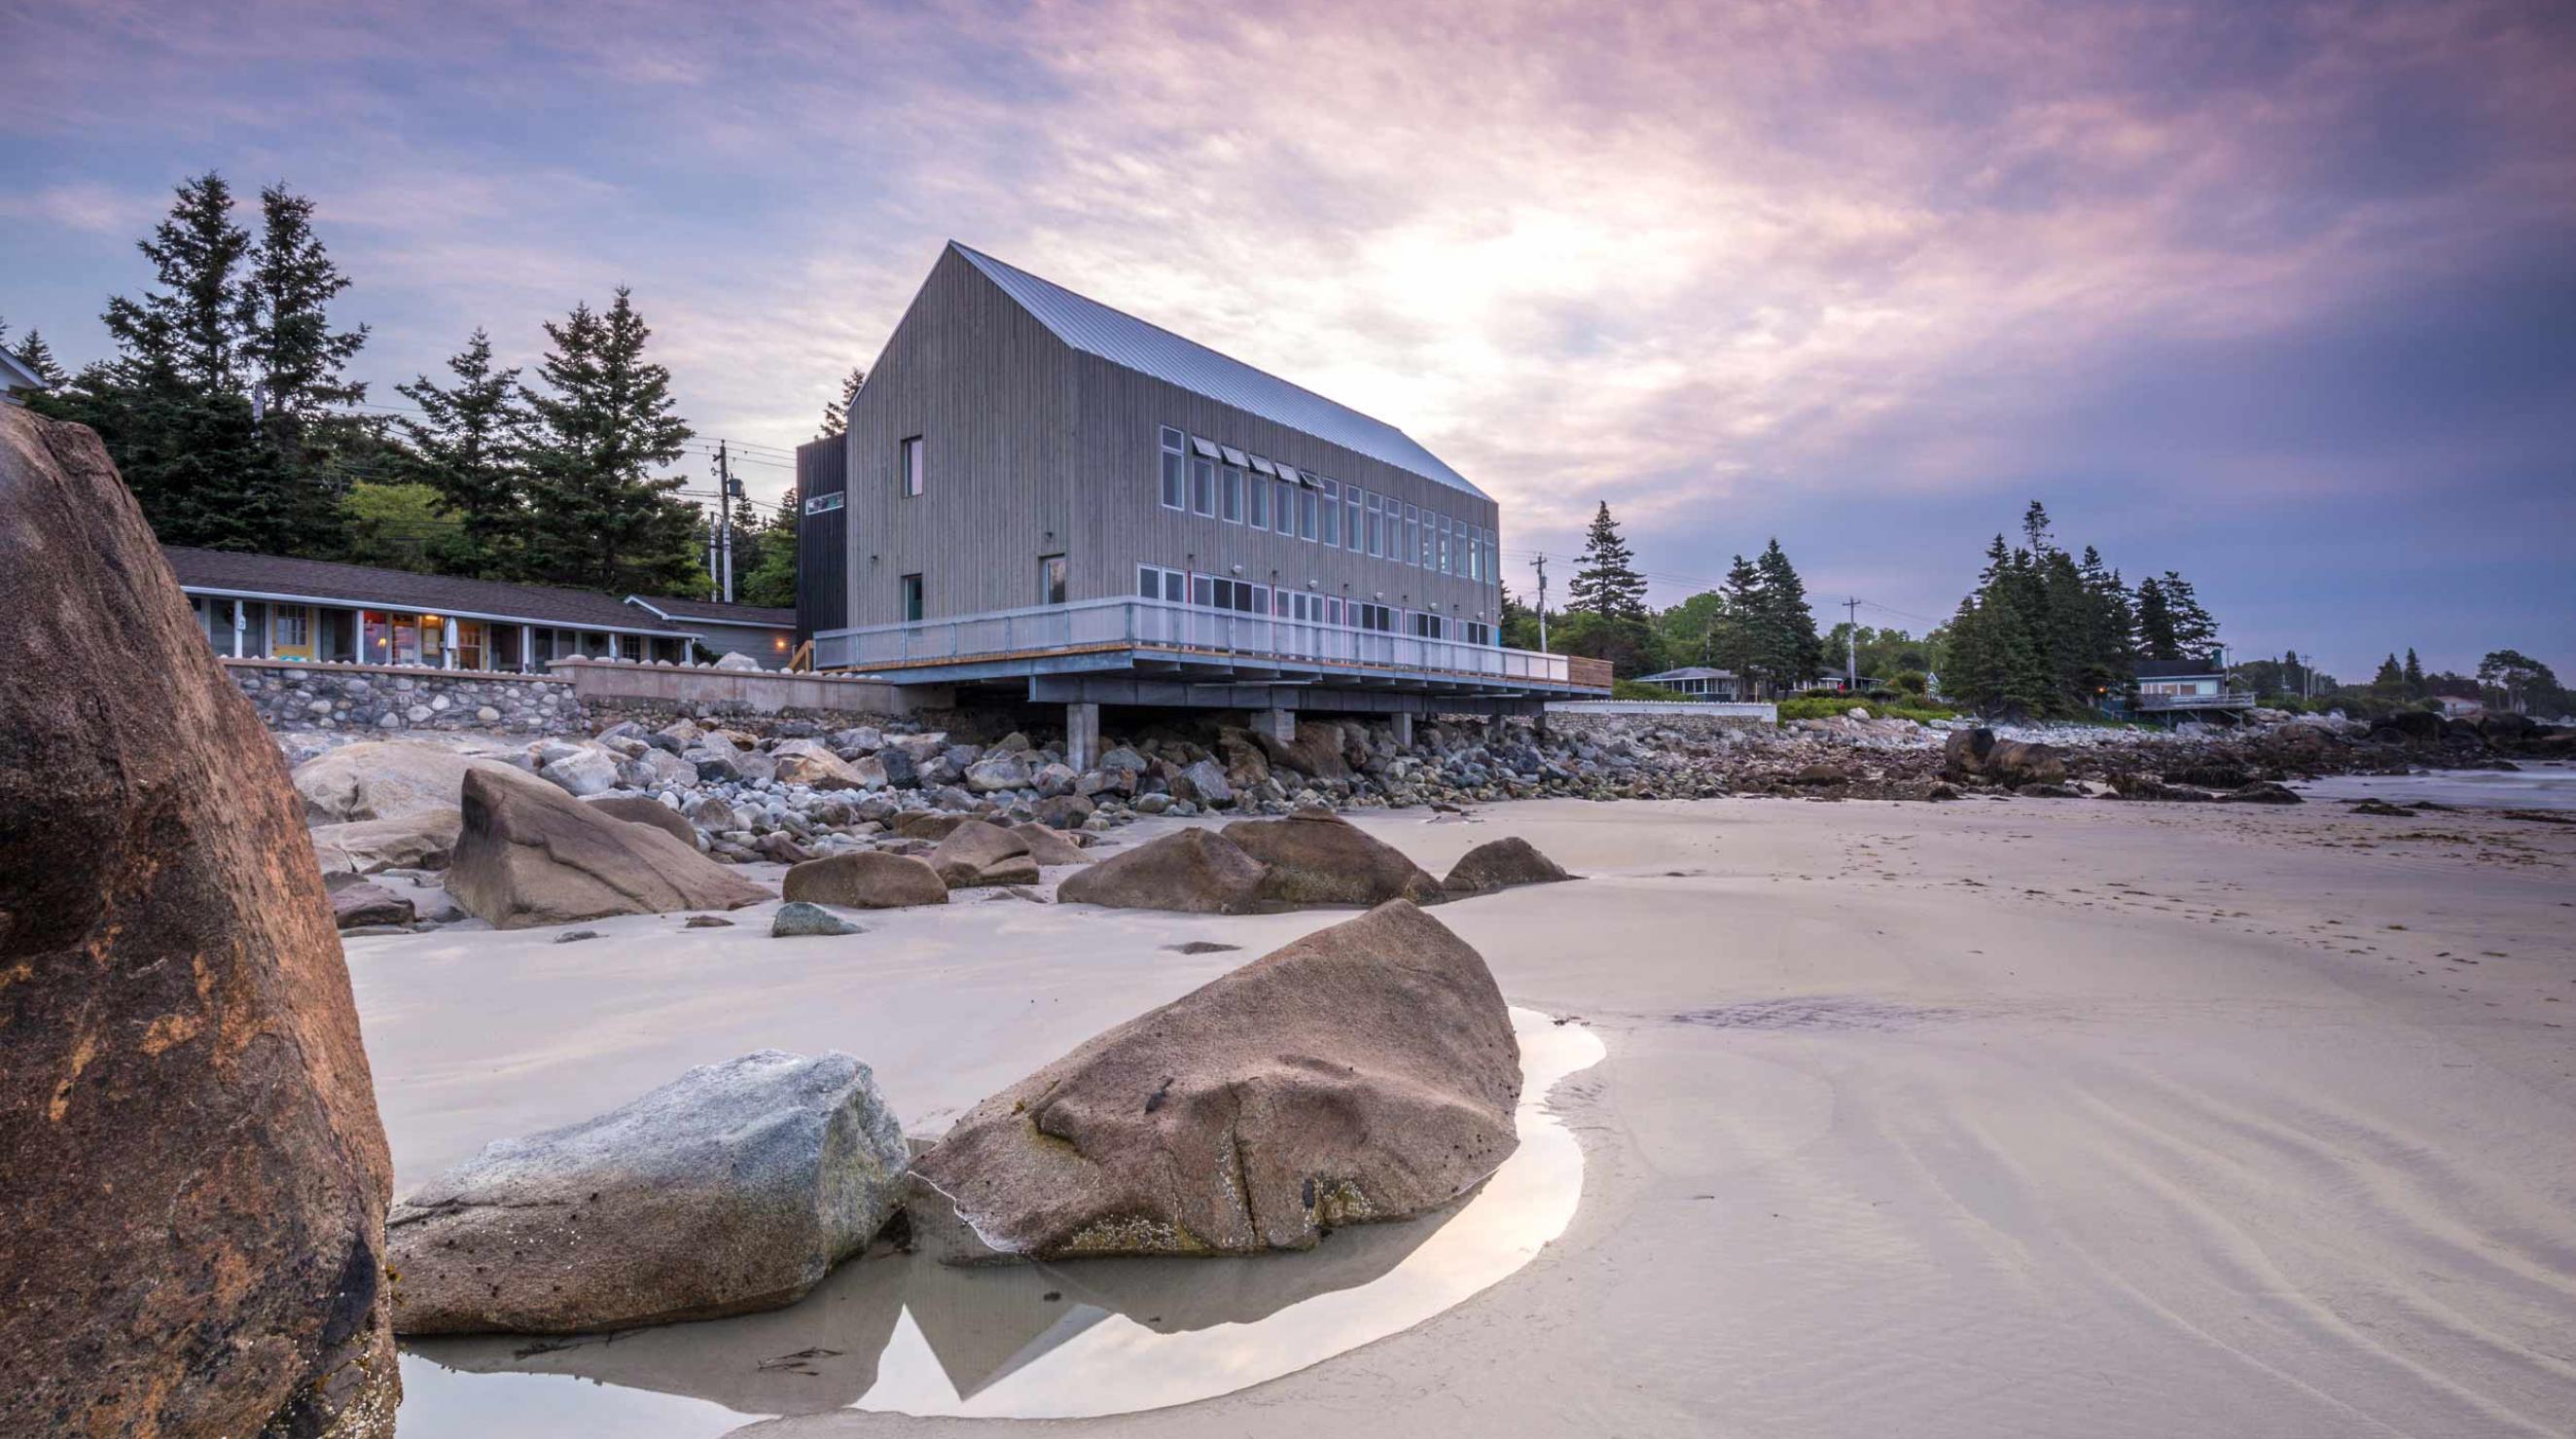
[4,0,2570,679]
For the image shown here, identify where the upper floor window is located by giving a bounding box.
[1247,466,1270,528]
[1038,554,1067,605]
[1365,490,1383,558]
[900,435,926,497]
[1319,481,1341,547]
[1343,485,1363,552]
[1277,477,1297,533]
[1159,427,1186,510]
[1407,504,1422,567]
[1191,452,1216,517]
[899,572,924,621]
[1221,464,1243,523]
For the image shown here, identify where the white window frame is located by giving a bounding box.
[900,435,925,497]
[1159,426,1186,511]
[1319,480,1341,547]
[1191,452,1216,517]
[1220,464,1243,523]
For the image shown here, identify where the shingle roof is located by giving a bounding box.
[1639,666,1737,681]
[949,242,1488,501]
[163,548,693,633]
[627,594,797,626]
[2135,657,2225,679]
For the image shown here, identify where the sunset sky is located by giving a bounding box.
[4,0,2569,679]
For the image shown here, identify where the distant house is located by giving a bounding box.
[623,594,797,668]
[1634,666,1742,701]
[2433,695,2484,718]
[0,345,46,406]
[2132,655,2252,720]
[164,547,697,669]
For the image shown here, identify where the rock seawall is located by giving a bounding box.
[227,659,584,736]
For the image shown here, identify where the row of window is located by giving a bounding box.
[1158,427,1495,585]
[1137,565,1494,645]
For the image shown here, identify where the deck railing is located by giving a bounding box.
[2134,690,2259,711]
[809,596,1600,689]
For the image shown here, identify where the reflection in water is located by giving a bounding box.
[398,1009,1603,1434]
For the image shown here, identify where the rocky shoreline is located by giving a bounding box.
[282,704,2576,888]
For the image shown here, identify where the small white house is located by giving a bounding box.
[1634,666,1741,701]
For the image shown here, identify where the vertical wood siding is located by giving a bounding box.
[839,248,1504,632]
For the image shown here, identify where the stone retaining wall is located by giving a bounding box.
[221,659,585,736]
[1544,706,1775,740]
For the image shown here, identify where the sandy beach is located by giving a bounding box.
[359,793,2576,1437]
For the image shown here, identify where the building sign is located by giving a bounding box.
[804,491,845,516]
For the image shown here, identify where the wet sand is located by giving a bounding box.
[350,795,2576,1437]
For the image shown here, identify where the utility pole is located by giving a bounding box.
[1843,595,1861,688]
[1534,556,1549,651]
[717,442,735,603]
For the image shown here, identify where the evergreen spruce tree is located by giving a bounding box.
[101,171,251,394]
[1567,502,1650,621]
[1752,538,1824,689]
[396,328,529,574]
[519,287,699,594]
[11,329,68,388]
[817,366,867,439]
[1708,553,1766,693]
[2133,575,2179,660]
[2159,570,2219,657]
[2402,648,2425,700]
[237,183,369,414]
[2077,546,2136,707]
[2372,654,2406,698]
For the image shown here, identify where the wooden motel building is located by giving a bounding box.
[797,242,1609,763]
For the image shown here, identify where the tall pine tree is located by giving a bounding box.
[237,183,369,415]
[397,328,529,574]
[2132,575,2179,660]
[1567,502,1649,621]
[1751,538,1823,690]
[817,366,866,439]
[519,287,699,594]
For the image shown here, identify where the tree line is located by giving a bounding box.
[16,171,836,603]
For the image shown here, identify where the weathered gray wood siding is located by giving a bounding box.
[838,248,1073,626]
[838,247,1503,632]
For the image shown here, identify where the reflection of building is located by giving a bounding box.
[166,547,696,669]
[622,594,798,667]
[1632,666,1742,701]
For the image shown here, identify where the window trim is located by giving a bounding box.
[899,572,924,623]
[1038,553,1067,606]
[1159,426,1186,511]
[899,435,925,497]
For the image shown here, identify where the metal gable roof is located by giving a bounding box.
[948,242,1489,502]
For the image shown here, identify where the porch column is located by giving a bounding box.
[521,624,535,673]
[608,632,621,662]
[1065,702,1100,771]
[1251,707,1297,743]
[230,599,244,659]
[1391,710,1414,749]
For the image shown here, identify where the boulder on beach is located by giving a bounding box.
[585,794,700,849]
[389,1050,909,1335]
[928,819,1039,888]
[895,811,974,842]
[310,805,464,874]
[912,901,1520,1260]
[293,738,519,823]
[1442,836,1574,896]
[1056,827,1270,914]
[1013,821,1092,867]
[773,900,863,937]
[1942,728,2068,788]
[1253,719,1353,780]
[782,851,950,909]
[329,876,417,929]
[447,768,769,929]
[1223,809,1445,909]
[2219,780,2304,805]
[774,739,881,791]
[538,745,620,797]
[0,405,399,1435]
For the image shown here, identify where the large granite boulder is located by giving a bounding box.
[1253,720,1352,779]
[537,745,620,797]
[585,794,699,849]
[1942,728,2068,788]
[1223,810,1445,909]
[0,406,398,1436]
[964,752,1036,793]
[781,852,949,909]
[328,877,416,930]
[389,1051,908,1334]
[310,806,464,875]
[1056,828,1270,914]
[773,739,879,791]
[928,819,1039,888]
[1442,836,1574,895]
[293,739,519,823]
[913,902,1519,1259]
[447,768,768,929]
[1013,822,1091,867]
